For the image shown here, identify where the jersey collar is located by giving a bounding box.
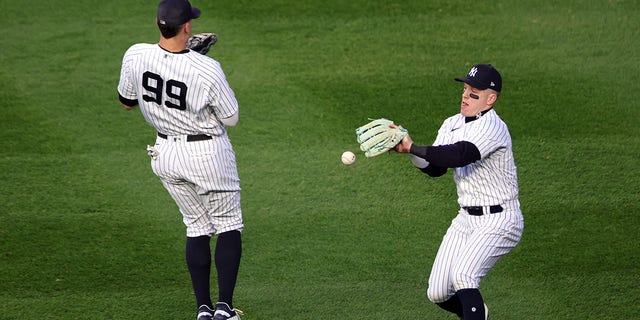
[465,107,493,123]
[158,44,190,54]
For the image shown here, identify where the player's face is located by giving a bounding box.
[460,84,497,117]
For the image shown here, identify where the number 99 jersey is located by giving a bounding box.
[117,43,238,137]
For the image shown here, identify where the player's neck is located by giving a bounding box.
[159,36,188,53]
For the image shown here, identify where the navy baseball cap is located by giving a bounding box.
[157,0,201,27]
[455,64,502,92]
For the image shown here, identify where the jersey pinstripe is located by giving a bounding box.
[118,43,238,136]
[427,209,523,302]
[425,108,523,306]
[152,134,240,191]
[117,43,242,236]
[152,136,243,236]
[432,109,519,207]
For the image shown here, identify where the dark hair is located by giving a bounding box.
[157,20,182,39]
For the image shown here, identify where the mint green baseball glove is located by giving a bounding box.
[355,118,408,158]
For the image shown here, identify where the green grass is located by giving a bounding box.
[1,0,639,319]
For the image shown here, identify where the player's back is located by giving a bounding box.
[120,43,238,136]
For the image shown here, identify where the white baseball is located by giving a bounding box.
[341,151,356,165]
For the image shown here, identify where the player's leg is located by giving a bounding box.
[450,212,524,319]
[187,235,213,308]
[215,230,242,307]
[159,179,218,310]
[180,138,243,317]
[151,140,242,319]
[427,213,469,317]
[205,191,244,318]
[435,292,463,318]
[456,288,486,320]
[436,291,487,320]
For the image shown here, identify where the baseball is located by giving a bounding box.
[341,151,356,165]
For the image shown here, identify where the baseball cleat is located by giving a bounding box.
[213,302,243,320]
[197,305,215,320]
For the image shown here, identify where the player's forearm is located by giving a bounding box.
[119,103,136,110]
[410,141,480,168]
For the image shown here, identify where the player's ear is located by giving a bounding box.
[184,21,192,35]
[487,92,498,105]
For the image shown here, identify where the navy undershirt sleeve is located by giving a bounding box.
[119,94,138,107]
[410,141,481,168]
[420,164,448,177]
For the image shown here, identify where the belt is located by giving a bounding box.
[463,205,503,216]
[157,132,212,142]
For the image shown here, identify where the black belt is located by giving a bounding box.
[463,205,503,216]
[157,132,212,142]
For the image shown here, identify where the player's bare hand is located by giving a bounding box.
[390,124,413,153]
[394,134,413,153]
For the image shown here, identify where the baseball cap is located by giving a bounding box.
[157,0,201,27]
[455,64,502,92]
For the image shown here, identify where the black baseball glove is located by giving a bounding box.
[187,33,218,55]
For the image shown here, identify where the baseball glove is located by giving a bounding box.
[187,33,218,55]
[355,118,408,158]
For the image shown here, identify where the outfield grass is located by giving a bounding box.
[1,0,639,319]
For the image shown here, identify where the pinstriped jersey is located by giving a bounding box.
[432,109,519,207]
[117,43,238,136]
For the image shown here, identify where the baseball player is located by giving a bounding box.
[116,1,243,319]
[393,64,524,319]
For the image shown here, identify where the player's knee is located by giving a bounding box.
[450,271,478,291]
[426,286,448,304]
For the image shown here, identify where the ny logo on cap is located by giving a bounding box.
[469,67,478,77]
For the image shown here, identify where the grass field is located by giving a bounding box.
[1,0,639,319]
